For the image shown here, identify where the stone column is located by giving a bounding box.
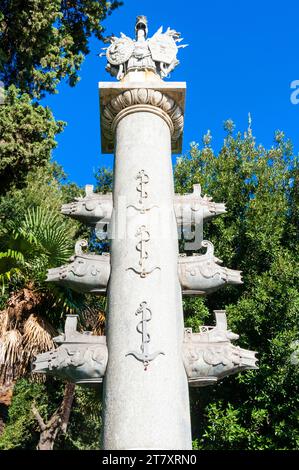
[100,77,191,450]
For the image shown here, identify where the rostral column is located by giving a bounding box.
[100,16,192,449]
[33,15,258,451]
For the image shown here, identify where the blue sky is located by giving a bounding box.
[44,0,299,187]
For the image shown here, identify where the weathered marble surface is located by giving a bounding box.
[46,240,110,294]
[32,315,108,384]
[183,310,258,386]
[178,240,243,295]
[101,89,192,449]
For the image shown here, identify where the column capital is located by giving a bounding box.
[99,81,186,154]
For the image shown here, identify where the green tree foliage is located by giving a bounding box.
[0,0,122,98]
[94,166,113,193]
[0,86,64,194]
[0,0,119,449]
[0,379,48,449]
[0,162,80,291]
[0,0,122,192]
[0,378,102,450]
[56,386,102,449]
[175,123,299,449]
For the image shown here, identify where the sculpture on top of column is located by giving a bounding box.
[101,15,188,80]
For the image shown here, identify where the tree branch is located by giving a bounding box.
[60,382,75,434]
[31,403,46,431]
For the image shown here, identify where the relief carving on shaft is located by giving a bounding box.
[126,301,165,370]
[127,170,158,213]
[126,171,160,277]
[126,225,160,278]
[137,169,148,203]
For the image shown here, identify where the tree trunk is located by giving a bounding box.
[32,382,75,450]
[32,404,61,450]
[60,382,75,434]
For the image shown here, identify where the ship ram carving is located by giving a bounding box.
[178,240,243,295]
[183,310,258,386]
[174,184,226,227]
[32,315,108,384]
[61,184,226,229]
[61,185,112,227]
[46,240,110,294]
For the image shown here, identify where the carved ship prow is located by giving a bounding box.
[46,240,110,295]
[183,310,258,387]
[60,184,226,229]
[32,315,108,384]
[178,240,243,295]
[61,185,112,226]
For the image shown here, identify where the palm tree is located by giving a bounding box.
[0,204,107,448]
[0,206,76,380]
[0,205,95,447]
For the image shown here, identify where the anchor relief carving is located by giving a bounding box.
[126,225,160,278]
[127,170,158,213]
[126,301,164,370]
[126,170,160,278]
[137,169,148,203]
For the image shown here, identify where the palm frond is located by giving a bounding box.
[0,330,23,368]
[81,306,106,335]
[19,206,74,267]
[22,314,56,366]
[0,249,24,292]
[6,287,41,321]
[0,310,10,337]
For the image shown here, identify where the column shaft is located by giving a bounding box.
[102,106,191,450]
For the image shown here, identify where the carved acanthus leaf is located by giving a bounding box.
[102,89,184,144]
